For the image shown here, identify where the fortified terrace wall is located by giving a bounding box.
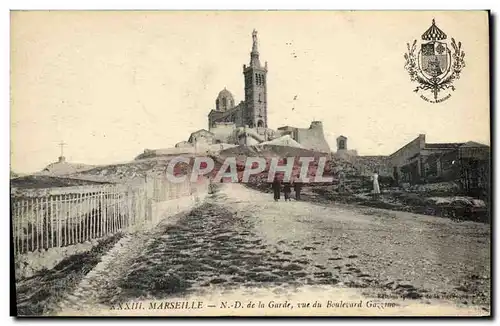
[277,121,331,153]
[296,121,331,153]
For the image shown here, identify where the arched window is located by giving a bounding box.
[222,97,227,109]
[339,140,346,150]
[257,120,264,127]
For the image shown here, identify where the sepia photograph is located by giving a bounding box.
[9,10,491,317]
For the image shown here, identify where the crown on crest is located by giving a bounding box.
[421,19,447,41]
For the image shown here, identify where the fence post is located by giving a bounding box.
[86,192,90,241]
[117,189,121,231]
[16,200,20,255]
[123,190,127,229]
[44,197,48,249]
[63,194,67,247]
[49,196,54,249]
[76,193,80,243]
[103,189,107,235]
[81,192,85,242]
[66,194,70,245]
[98,191,102,237]
[35,197,40,251]
[94,192,97,239]
[144,181,149,222]
[65,194,69,246]
[70,194,73,245]
[20,201,25,254]
[21,200,24,254]
[102,189,106,236]
[135,189,140,227]
[101,189,106,237]
[13,201,17,256]
[116,187,119,232]
[60,194,64,247]
[94,192,97,238]
[108,187,112,234]
[127,188,132,229]
[96,191,100,237]
[117,187,121,231]
[57,195,62,248]
[83,193,88,242]
[93,193,97,240]
[60,195,63,247]
[30,198,34,252]
[112,187,116,233]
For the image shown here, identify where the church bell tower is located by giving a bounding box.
[243,29,268,128]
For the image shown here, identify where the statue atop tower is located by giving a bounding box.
[250,29,261,68]
[243,29,268,128]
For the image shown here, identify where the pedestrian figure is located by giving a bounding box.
[371,170,381,198]
[283,182,292,201]
[272,176,281,201]
[294,181,302,200]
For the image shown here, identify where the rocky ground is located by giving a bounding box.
[15,233,124,316]
[34,183,491,317]
[303,185,490,224]
[10,175,111,191]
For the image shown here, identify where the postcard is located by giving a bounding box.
[10,10,490,317]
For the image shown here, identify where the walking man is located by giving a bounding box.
[272,176,281,201]
[283,182,292,201]
[294,181,302,200]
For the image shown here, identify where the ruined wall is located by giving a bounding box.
[295,121,331,153]
[389,134,426,172]
[353,156,392,177]
[334,149,358,163]
[175,141,193,148]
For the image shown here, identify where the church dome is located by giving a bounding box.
[216,87,235,111]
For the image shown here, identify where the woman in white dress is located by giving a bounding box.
[372,170,381,198]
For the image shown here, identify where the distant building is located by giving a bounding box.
[179,29,331,153]
[333,135,357,160]
[208,29,268,129]
[337,135,347,151]
[389,134,490,193]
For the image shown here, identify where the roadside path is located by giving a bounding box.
[54,183,490,315]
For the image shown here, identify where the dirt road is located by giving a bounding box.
[54,183,490,316]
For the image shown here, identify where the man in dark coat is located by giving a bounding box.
[272,176,281,201]
[283,182,292,201]
[294,181,302,200]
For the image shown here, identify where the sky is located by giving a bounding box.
[10,11,490,174]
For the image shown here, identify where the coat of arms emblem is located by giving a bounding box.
[404,19,466,103]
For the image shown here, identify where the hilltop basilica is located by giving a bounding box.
[208,29,269,130]
[173,29,336,154]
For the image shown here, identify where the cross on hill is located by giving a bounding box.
[59,141,67,157]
